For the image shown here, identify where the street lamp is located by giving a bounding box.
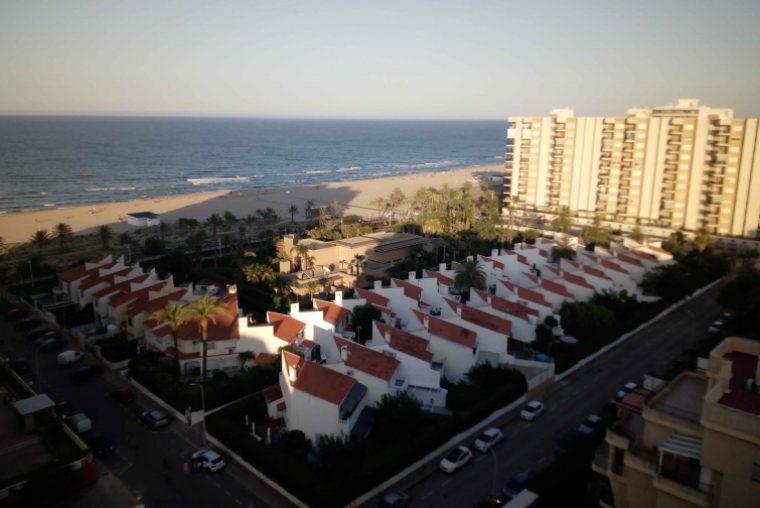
[189,383,206,446]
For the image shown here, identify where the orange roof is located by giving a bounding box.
[276,401,286,411]
[479,256,504,270]
[452,261,465,270]
[541,279,574,298]
[583,253,599,263]
[565,260,581,270]
[543,265,561,277]
[578,238,586,246]
[582,265,612,281]
[374,321,433,362]
[267,312,306,344]
[58,260,118,283]
[413,310,477,349]
[632,250,659,262]
[264,384,284,404]
[647,244,671,255]
[517,286,553,309]
[108,281,166,308]
[283,351,355,405]
[523,272,540,285]
[92,274,151,299]
[173,294,240,342]
[445,300,512,335]
[313,299,351,326]
[539,249,549,258]
[424,269,453,286]
[391,278,422,300]
[334,336,399,381]
[601,259,629,274]
[355,288,389,307]
[498,279,516,293]
[472,289,539,321]
[126,289,186,318]
[563,272,594,290]
[78,268,134,291]
[254,353,279,366]
[618,254,645,268]
[164,346,201,360]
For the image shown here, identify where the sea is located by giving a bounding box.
[0,117,506,215]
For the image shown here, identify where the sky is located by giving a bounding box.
[1,0,759,120]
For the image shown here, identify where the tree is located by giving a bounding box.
[53,222,73,249]
[349,304,382,344]
[97,225,114,249]
[371,391,435,446]
[694,227,711,267]
[158,222,170,243]
[29,230,50,256]
[143,236,166,257]
[521,229,539,244]
[496,224,517,252]
[186,294,230,383]
[717,269,760,324]
[186,230,209,267]
[641,264,697,302]
[243,214,257,238]
[388,187,405,208]
[329,200,342,218]
[318,207,330,228]
[150,304,190,378]
[627,226,645,244]
[370,196,387,217]
[223,210,238,228]
[664,231,685,257]
[304,199,315,219]
[0,235,6,256]
[452,258,487,300]
[269,272,291,296]
[581,215,612,249]
[206,213,224,268]
[288,205,299,223]
[118,232,131,247]
[305,280,321,302]
[353,254,366,276]
[290,243,313,271]
[559,301,616,342]
[550,206,575,233]
[551,237,577,265]
[237,351,255,370]
[242,263,273,285]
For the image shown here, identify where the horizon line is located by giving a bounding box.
[0,112,507,122]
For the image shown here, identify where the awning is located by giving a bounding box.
[659,434,703,460]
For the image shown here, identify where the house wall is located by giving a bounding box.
[701,427,760,508]
[326,363,391,408]
[236,321,287,355]
[424,334,476,383]
[563,281,595,301]
[280,374,340,442]
[539,287,573,312]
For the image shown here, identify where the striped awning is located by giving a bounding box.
[659,434,703,460]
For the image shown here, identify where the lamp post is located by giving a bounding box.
[189,383,206,446]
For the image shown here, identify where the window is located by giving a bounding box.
[206,342,216,350]
[506,138,514,146]
[127,318,133,327]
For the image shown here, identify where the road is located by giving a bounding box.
[0,317,288,508]
[381,282,724,508]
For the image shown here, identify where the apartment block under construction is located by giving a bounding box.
[503,99,760,238]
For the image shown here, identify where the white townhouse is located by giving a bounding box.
[57,254,129,304]
[327,337,401,407]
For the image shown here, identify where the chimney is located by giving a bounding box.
[423,316,429,328]
[408,271,416,281]
[290,302,299,314]
[340,345,349,362]
[439,263,447,272]
[491,249,499,257]
[288,364,298,382]
[384,330,391,343]
[466,255,473,262]
[487,295,492,304]
[246,314,256,327]
[374,280,382,290]
[456,304,462,316]
[238,307,244,318]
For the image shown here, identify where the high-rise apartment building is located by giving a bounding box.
[503,99,760,238]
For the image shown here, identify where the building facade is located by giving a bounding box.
[504,99,760,238]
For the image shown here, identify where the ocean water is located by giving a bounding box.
[0,117,506,214]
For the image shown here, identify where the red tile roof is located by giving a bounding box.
[452,261,465,270]
[412,310,477,349]
[583,253,599,263]
[443,300,511,335]
[424,269,453,286]
[264,384,284,404]
[276,401,286,411]
[334,336,399,381]
[355,288,389,307]
[300,339,316,349]
[618,254,645,268]
[126,289,186,318]
[254,353,279,366]
[578,238,586,246]
[647,244,671,255]
[108,282,166,308]
[313,299,351,326]
[601,259,629,274]
[541,279,574,298]
[267,312,306,344]
[516,286,552,309]
[92,274,151,299]
[283,351,355,405]
[471,289,538,321]
[543,265,561,277]
[582,265,613,281]
[374,321,433,362]
[163,346,200,360]
[632,250,659,262]
[523,272,540,285]
[563,272,595,290]
[498,279,516,293]
[152,294,240,343]
[564,260,581,270]
[58,260,118,283]
[479,256,505,270]
[390,278,422,301]
[78,268,134,291]
[539,249,548,258]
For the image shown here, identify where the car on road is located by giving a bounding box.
[717,312,732,324]
[578,415,604,436]
[519,401,545,421]
[15,318,41,331]
[39,337,67,352]
[7,358,31,373]
[141,409,170,429]
[191,449,227,472]
[5,308,28,320]
[376,491,409,508]
[439,446,472,473]
[474,427,504,452]
[55,402,76,419]
[35,330,62,345]
[502,472,530,501]
[708,320,723,333]
[554,429,585,457]
[57,350,84,366]
[72,365,104,382]
[616,382,638,400]
[67,413,92,434]
[26,327,51,341]
[109,387,135,403]
[87,434,114,457]
[473,497,505,507]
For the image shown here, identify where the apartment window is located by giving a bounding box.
[206,342,216,350]
[507,122,516,129]
[731,137,741,142]
[625,132,635,141]
[506,146,514,153]
[506,138,515,146]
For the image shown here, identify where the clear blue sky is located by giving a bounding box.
[1,0,759,119]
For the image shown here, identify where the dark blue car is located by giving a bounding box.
[502,472,529,500]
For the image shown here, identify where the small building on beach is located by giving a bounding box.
[126,211,161,227]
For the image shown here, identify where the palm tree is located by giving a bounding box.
[318,207,330,228]
[329,200,342,218]
[150,304,190,378]
[388,188,405,208]
[550,206,574,234]
[452,259,487,301]
[243,214,257,239]
[223,211,238,228]
[0,236,6,256]
[97,225,113,249]
[627,226,646,244]
[551,237,577,266]
[270,273,291,296]
[306,280,321,302]
[29,230,50,256]
[305,200,315,219]
[265,207,279,225]
[664,231,685,256]
[694,227,711,255]
[370,196,387,217]
[288,205,299,224]
[580,215,612,249]
[243,263,273,284]
[158,222,170,243]
[255,209,265,222]
[290,243,312,271]
[186,294,230,383]
[187,230,209,267]
[53,223,73,249]
[521,229,539,245]
[205,213,224,268]
[497,224,517,252]
[118,232,131,247]
[353,254,366,276]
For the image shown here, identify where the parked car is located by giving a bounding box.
[86,326,107,337]
[708,320,723,333]
[67,413,92,434]
[474,427,504,452]
[87,433,114,457]
[55,402,76,419]
[57,350,84,366]
[502,472,530,501]
[26,327,51,341]
[72,365,104,382]
[109,387,135,403]
[5,308,28,320]
[554,429,584,457]
[578,415,604,436]
[7,358,31,373]
[39,337,67,351]
[474,497,505,508]
[519,401,545,421]
[717,312,732,324]
[15,318,41,331]
[616,382,638,400]
[191,449,227,472]
[439,446,472,473]
[141,409,170,429]
[376,491,409,508]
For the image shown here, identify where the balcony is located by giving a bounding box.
[713,154,728,164]
[592,442,625,478]
[653,470,711,507]
[669,136,682,144]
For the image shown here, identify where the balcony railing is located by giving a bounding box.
[660,467,712,494]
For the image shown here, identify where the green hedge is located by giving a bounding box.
[99,337,137,363]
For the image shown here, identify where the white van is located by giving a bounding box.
[67,413,92,434]
[57,350,84,366]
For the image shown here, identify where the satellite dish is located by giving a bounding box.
[559,335,578,344]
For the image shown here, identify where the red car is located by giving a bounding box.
[109,387,135,403]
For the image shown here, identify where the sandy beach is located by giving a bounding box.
[0,166,503,244]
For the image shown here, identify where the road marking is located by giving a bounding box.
[441,478,453,487]
[215,482,222,488]
[224,490,232,497]
[420,491,433,501]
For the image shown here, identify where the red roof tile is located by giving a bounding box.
[264,384,284,404]
[313,299,351,326]
[601,259,629,274]
[374,321,433,362]
[254,353,279,366]
[58,260,118,283]
[126,289,186,318]
[523,272,540,285]
[267,312,306,344]
[108,282,167,308]
[539,249,548,258]
[443,301,511,335]
[412,310,477,348]
[543,265,561,277]
[632,250,659,262]
[283,351,355,405]
[390,278,423,301]
[92,274,151,299]
[334,336,399,381]
[276,401,286,411]
[498,279,516,293]
[565,260,581,270]
[647,244,671,255]
[582,265,613,281]
[516,286,553,309]
[424,269,453,286]
[355,288,389,307]
[78,268,134,291]
[472,290,538,320]
[583,253,599,263]
[173,294,240,342]
[563,272,594,290]
[452,261,465,270]
[479,256,504,270]
[578,238,586,246]
[164,346,201,360]
[541,279,574,298]
[618,254,645,268]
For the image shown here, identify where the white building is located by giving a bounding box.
[126,212,161,227]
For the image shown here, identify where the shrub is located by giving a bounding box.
[99,337,137,363]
